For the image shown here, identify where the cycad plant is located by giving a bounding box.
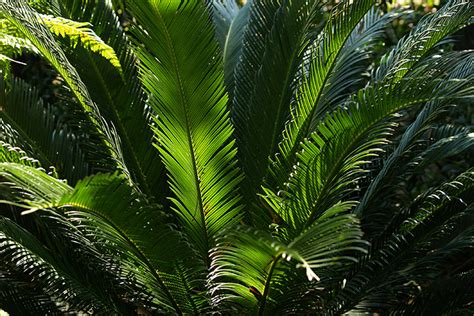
[0,0,473,314]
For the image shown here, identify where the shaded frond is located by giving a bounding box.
[209,208,366,314]
[0,73,104,183]
[0,164,187,313]
[393,271,474,315]
[0,0,129,179]
[210,0,241,49]
[47,0,165,198]
[374,0,473,82]
[0,267,61,315]
[269,0,375,194]
[356,54,474,219]
[326,169,474,314]
[0,216,119,313]
[232,0,325,216]
[213,0,251,97]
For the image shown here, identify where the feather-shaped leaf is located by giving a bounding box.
[327,169,474,314]
[0,0,129,178]
[214,0,251,97]
[0,164,186,313]
[48,0,165,198]
[269,0,379,192]
[356,54,474,218]
[264,51,473,233]
[129,0,243,259]
[38,14,122,74]
[374,0,473,82]
[209,207,366,313]
[0,215,120,313]
[232,0,324,211]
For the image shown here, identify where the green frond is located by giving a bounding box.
[264,50,473,234]
[59,174,188,313]
[38,14,122,74]
[160,262,210,314]
[213,0,251,97]
[0,17,37,50]
[0,17,37,69]
[0,0,130,180]
[129,0,243,259]
[0,0,471,313]
[0,31,38,57]
[210,0,241,49]
[326,169,474,314]
[0,165,189,313]
[1,266,62,315]
[28,0,62,15]
[46,0,165,199]
[0,73,100,183]
[0,163,70,212]
[0,216,119,313]
[0,141,42,168]
[209,209,366,314]
[374,0,473,82]
[232,0,325,216]
[318,7,401,109]
[356,54,474,218]
[412,131,473,170]
[269,0,375,195]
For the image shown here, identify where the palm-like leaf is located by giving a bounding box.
[0,163,188,313]
[0,73,108,183]
[264,51,472,237]
[39,14,122,72]
[271,0,375,188]
[356,53,474,219]
[209,209,366,314]
[0,0,129,178]
[128,0,242,260]
[327,169,474,314]
[211,0,251,97]
[50,0,166,198]
[375,0,473,82]
[0,0,472,314]
[232,0,324,217]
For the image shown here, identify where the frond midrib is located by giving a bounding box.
[258,252,283,316]
[153,7,210,260]
[301,95,445,232]
[83,50,152,195]
[279,3,372,181]
[63,201,183,314]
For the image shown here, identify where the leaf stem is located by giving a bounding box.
[258,252,283,316]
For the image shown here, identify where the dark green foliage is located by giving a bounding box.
[0,0,472,315]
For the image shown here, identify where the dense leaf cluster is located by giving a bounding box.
[0,0,472,314]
